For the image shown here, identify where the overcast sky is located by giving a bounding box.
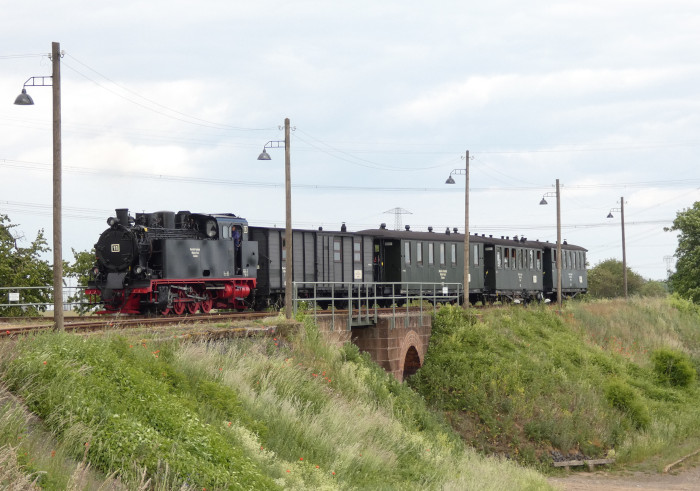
[2,0,699,280]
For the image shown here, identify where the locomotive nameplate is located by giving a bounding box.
[190,247,200,258]
[111,244,120,253]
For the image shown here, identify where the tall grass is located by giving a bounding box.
[0,321,552,489]
[410,300,700,469]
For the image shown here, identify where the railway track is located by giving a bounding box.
[0,311,278,338]
[0,305,462,338]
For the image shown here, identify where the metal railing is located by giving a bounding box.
[0,285,94,311]
[292,281,463,331]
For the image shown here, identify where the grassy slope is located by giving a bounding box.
[409,297,700,471]
[0,319,550,490]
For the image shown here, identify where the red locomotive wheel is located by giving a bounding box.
[173,301,186,316]
[200,297,213,313]
[161,307,171,316]
[187,302,200,314]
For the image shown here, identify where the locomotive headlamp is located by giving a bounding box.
[135,265,143,275]
[107,217,118,227]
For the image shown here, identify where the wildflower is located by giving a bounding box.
[43,361,47,365]
[286,470,290,473]
[315,465,319,469]
[299,457,303,461]
[51,450,56,458]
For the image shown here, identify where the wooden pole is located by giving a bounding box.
[556,179,562,310]
[52,41,63,331]
[463,150,470,308]
[284,118,293,319]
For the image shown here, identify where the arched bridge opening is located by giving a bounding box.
[402,345,421,380]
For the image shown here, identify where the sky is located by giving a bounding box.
[1,0,699,281]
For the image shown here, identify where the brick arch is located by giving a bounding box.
[398,330,425,382]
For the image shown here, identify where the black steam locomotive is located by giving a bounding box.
[87,209,257,314]
[87,208,588,315]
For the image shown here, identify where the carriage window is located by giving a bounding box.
[440,243,446,266]
[553,249,557,265]
[451,244,457,266]
[428,243,434,265]
[528,250,534,269]
[497,247,503,269]
[473,244,479,266]
[417,242,423,265]
[511,248,517,269]
[333,238,342,262]
[517,249,523,269]
[405,241,411,265]
[536,250,542,270]
[282,238,286,261]
[503,248,509,268]
[353,240,361,263]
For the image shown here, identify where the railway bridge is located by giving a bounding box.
[314,311,432,382]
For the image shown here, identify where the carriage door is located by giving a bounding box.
[377,239,402,283]
[484,245,496,291]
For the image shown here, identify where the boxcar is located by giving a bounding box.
[248,226,374,308]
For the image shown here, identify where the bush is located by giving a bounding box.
[604,380,650,430]
[651,348,697,388]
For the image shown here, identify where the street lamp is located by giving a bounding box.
[14,42,64,331]
[445,150,470,308]
[258,118,293,319]
[607,197,628,299]
[539,179,562,310]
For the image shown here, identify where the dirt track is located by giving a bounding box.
[549,465,700,490]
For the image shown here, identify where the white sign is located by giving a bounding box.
[354,269,363,280]
[9,292,19,302]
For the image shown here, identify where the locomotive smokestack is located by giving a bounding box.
[116,208,129,226]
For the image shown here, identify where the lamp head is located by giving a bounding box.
[445,175,455,184]
[539,198,548,206]
[14,88,34,105]
[257,148,271,161]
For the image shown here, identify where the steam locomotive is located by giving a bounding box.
[87,208,588,315]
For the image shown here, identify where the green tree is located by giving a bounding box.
[587,258,645,298]
[667,202,700,303]
[0,214,53,316]
[65,248,98,314]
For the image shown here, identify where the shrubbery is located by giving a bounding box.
[604,380,650,430]
[651,348,697,387]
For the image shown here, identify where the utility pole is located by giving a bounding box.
[620,196,628,299]
[52,42,63,331]
[555,179,562,310]
[463,150,470,309]
[284,118,293,320]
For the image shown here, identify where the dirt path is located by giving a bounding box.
[549,465,700,490]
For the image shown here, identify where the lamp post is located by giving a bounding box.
[607,197,628,299]
[445,150,470,308]
[14,42,63,331]
[258,118,293,319]
[539,179,562,310]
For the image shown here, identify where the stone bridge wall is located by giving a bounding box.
[314,312,432,382]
